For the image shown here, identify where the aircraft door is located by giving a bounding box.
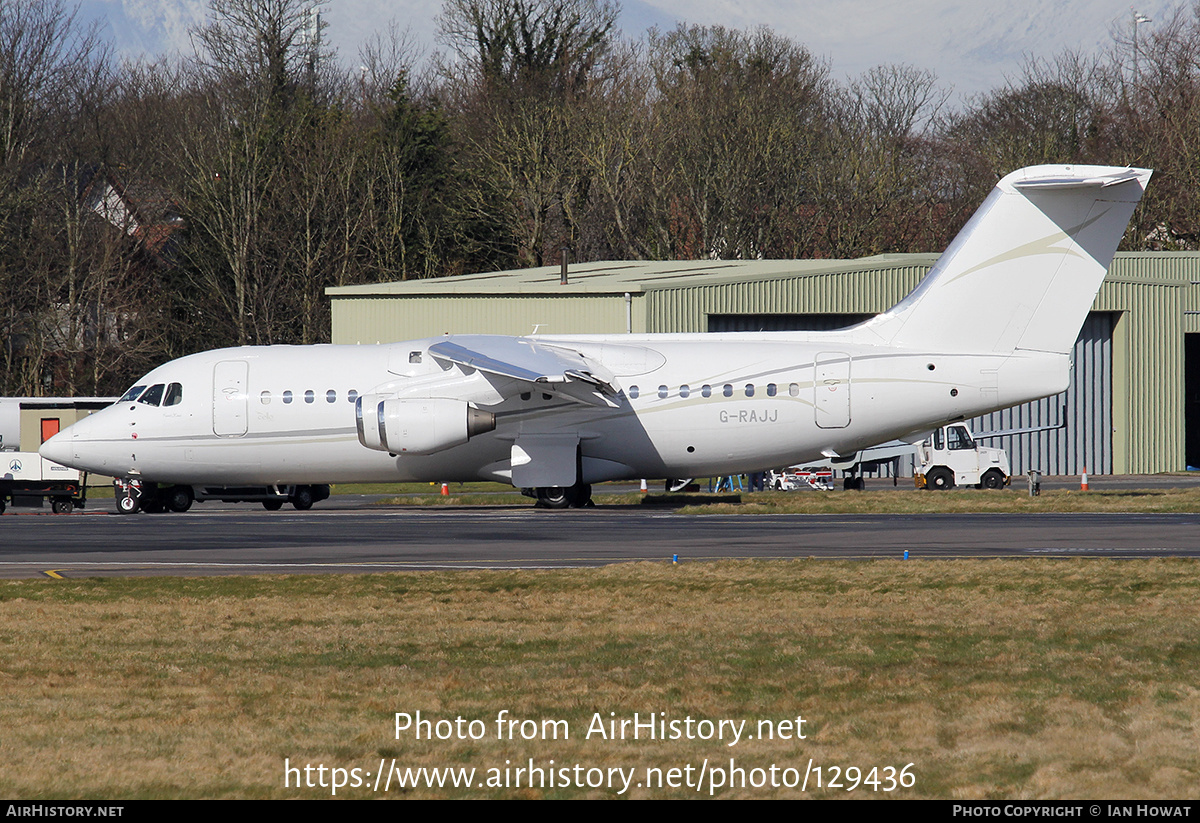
[814,352,851,428]
[213,360,249,437]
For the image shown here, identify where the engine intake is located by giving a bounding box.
[356,396,496,455]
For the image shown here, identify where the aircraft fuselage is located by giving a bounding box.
[45,333,1066,487]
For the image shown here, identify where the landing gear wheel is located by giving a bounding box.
[292,486,314,510]
[927,467,954,490]
[0,498,6,514]
[665,478,693,493]
[843,476,865,491]
[536,483,592,508]
[116,480,142,514]
[52,499,72,514]
[568,483,592,508]
[263,500,284,511]
[167,485,194,513]
[980,469,1005,490]
[535,486,570,509]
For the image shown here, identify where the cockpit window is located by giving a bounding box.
[138,384,165,406]
[163,383,183,406]
[120,385,147,402]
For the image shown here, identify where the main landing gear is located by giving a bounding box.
[527,483,593,509]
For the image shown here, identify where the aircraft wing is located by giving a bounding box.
[428,336,621,407]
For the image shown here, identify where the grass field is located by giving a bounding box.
[2,559,1198,799]
[372,485,1200,515]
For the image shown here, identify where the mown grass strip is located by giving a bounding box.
[1,560,1198,798]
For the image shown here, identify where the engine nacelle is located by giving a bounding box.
[356,396,496,455]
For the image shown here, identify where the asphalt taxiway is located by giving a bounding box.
[2,497,1200,577]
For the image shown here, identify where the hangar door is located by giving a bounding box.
[968,312,1115,475]
[708,314,872,332]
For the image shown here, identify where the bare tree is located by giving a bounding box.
[945,52,1104,178]
[851,64,949,141]
[440,0,621,267]
[1101,4,1200,248]
[0,0,105,167]
[439,0,617,94]
[192,0,332,112]
[645,25,829,259]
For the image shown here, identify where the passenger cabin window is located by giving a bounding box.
[658,385,668,399]
[138,384,165,406]
[347,389,359,404]
[723,384,733,397]
[767,383,777,397]
[326,389,337,403]
[260,391,271,405]
[702,385,712,397]
[283,391,293,404]
[120,385,147,403]
[680,385,690,398]
[163,383,183,406]
[304,390,315,404]
[629,386,639,399]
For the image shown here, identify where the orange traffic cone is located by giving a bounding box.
[1080,467,1088,491]
[441,482,449,496]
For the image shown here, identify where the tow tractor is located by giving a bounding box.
[815,419,1026,490]
[914,423,1010,490]
[0,452,87,514]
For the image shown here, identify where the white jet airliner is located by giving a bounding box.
[40,164,1151,512]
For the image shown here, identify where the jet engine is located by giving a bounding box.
[355,396,496,455]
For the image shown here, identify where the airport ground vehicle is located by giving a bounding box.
[914,424,1010,490]
[768,467,834,491]
[0,451,87,514]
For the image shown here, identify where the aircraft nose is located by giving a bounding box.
[39,430,74,466]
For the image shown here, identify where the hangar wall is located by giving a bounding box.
[330,293,645,341]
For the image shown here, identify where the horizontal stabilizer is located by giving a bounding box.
[1010,169,1145,190]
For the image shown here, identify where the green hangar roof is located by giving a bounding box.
[325,255,941,297]
[326,254,944,340]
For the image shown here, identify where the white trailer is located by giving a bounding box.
[0,452,87,514]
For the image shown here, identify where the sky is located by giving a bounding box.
[78,0,1187,104]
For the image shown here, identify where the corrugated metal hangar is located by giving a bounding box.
[327,252,1200,476]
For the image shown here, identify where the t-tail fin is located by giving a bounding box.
[862,165,1151,355]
